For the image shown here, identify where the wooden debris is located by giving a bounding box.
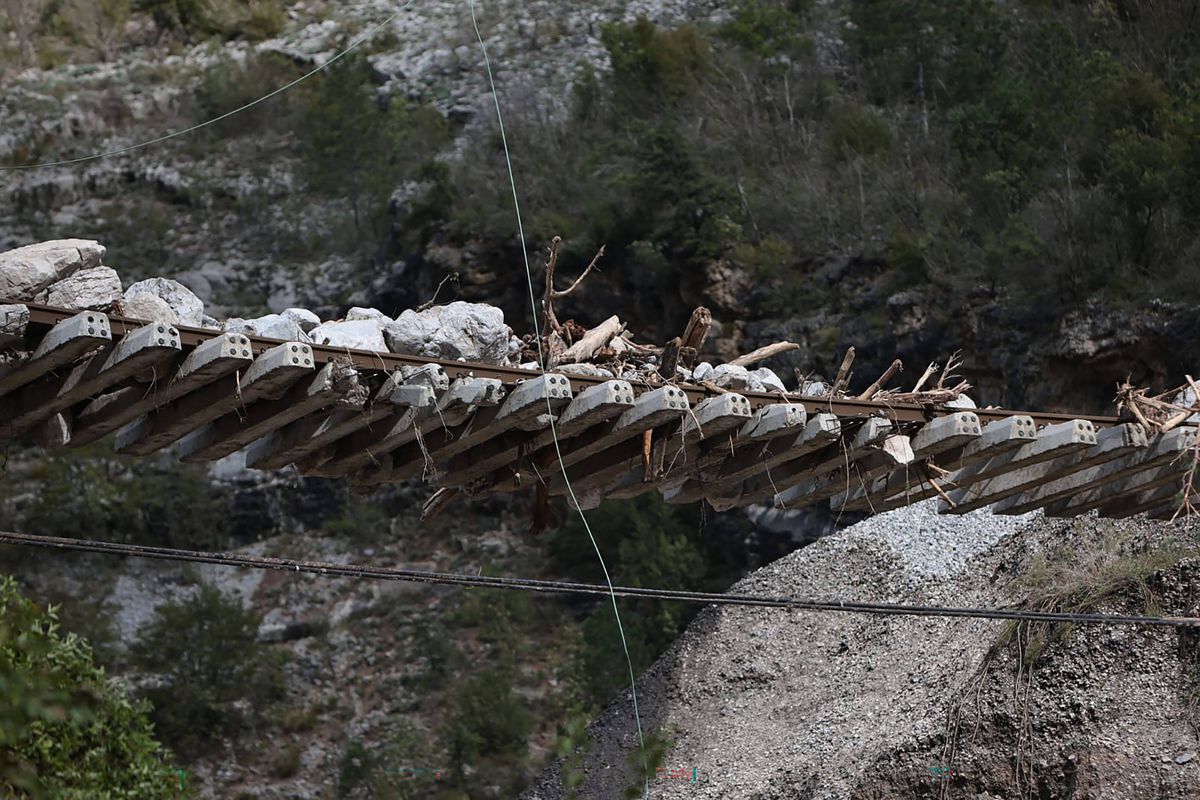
[832,347,855,395]
[560,315,623,363]
[680,307,712,356]
[857,358,903,400]
[728,341,800,368]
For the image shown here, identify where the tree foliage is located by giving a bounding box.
[130,582,285,757]
[0,576,180,798]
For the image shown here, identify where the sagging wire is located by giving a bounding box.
[1,0,421,170]
[465,1,650,794]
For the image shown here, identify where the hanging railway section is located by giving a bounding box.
[1,302,1196,520]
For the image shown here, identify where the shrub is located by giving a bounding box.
[0,575,181,798]
[130,583,285,757]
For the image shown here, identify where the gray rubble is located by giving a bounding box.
[224,314,312,343]
[523,505,1200,799]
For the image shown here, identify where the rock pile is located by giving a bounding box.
[0,238,808,393]
[1,238,978,407]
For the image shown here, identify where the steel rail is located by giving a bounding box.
[17,301,1126,427]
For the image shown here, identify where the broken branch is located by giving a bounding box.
[833,346,855,395]
[728,341,800,368]
[857,358,904,400]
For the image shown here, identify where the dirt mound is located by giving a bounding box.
[522,503,1200,799]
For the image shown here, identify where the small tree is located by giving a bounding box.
[131,583,285,757]
[0,576,181,798]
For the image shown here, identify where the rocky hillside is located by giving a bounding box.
[523,502,1200,799]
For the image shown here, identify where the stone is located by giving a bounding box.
[282,307,321,332]
[749,367,787,393]
[558,362,614,378]
[36,266,122,310]
[692,362,714,382]
[387,301,509,365]
[0,303,30,348]
[345,306,388,321]
[710,363,753,390]
[800,380,829,397]
[122,292,180,325]
[123,278,204,326]
[947,394,977,409]
[309,319,388,351]
[0,238,106,299]
[201,315,221,329]
[226,314,312,342]
[1176,752,1195,765]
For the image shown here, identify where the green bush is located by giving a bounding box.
[130,583,285,757]
[135,0,285,41]
[0,576,182,798]
[443,667,533,763]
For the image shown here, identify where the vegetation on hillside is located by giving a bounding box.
[0,575,182,798]
[430,0,1200,311]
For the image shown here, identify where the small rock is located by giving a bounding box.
[36,266,122,310]
[309,318,388,351]
[1176,752,1195,764]
[124,277,205,327]
[226,314,311,342]
[282,307,321,332]
[947,394,977,409]
[0,238,106,299]
[519,361,540,370]
[800,380,829,397]
[387,301,510,364]
[200,315,221,329]
[693,362,714,382]
[0,304,30,347]
[558,362,614,378]
[710,363,753,390]
[345,306,388,322]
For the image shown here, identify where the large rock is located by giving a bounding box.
[387,302,509,364]
[0,239,106,300]
[309,319,388,351]
[225,314,311,342]
[123,278,204,327]
[36,266,122,310]
[122,293,179,325]
[282,308,321,333]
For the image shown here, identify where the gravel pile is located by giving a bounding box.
[522,504,1200,799]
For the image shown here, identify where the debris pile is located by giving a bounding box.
[0,237,975,405]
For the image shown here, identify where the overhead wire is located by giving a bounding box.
[1,530,1197,629]
[463,0,652,791]
[0,0,420,171]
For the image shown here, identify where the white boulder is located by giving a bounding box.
[710,363,753,390]
[123,293,180,325]
[749,367,787,393]
[0,239,106,299]
[946,394,977,409]
[309,319,388,351]
[345,306,388,322]
[692,362,714,382]
[387,301,509,365]
[800,379,829,397]
[37,266,122,310]
[226,314,311,342]
[282,307,321,332]
[124,278,204,327]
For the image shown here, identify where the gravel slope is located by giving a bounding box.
[523,501,1200,799]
